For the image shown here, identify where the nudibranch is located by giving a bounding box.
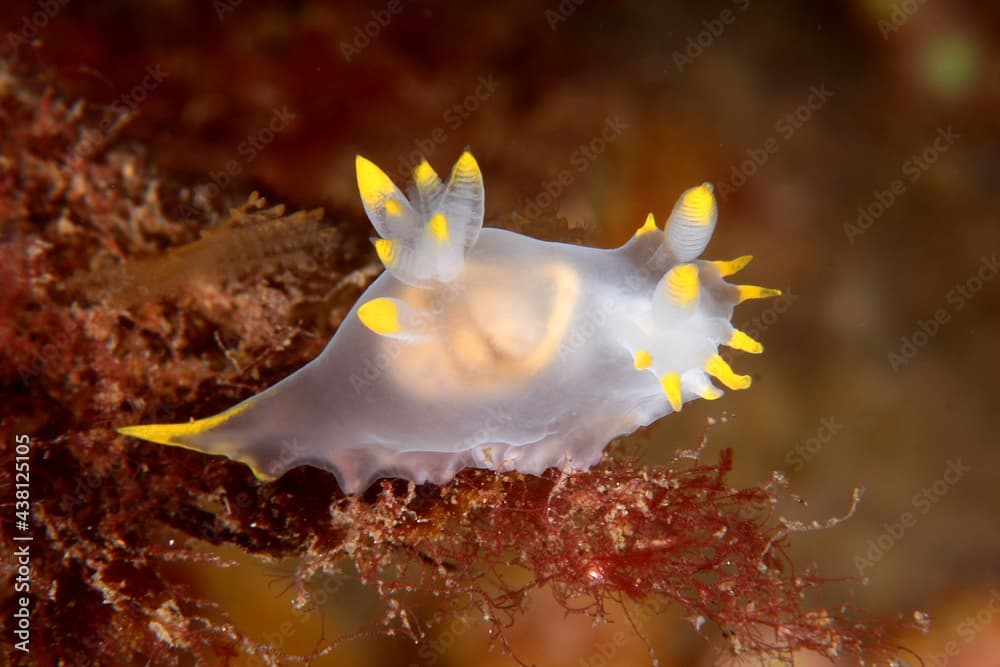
[119,151,780,493]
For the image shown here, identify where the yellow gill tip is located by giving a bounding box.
[634,213,658,237]
[727,329,764,354]
[660,372,683,411]
[666,263,700,307]
[736,285,783,303]
[705,354,751,390]
[633,348,653,370]
[358,297,401,335]
[428,212,450,244]
[712,255,754,277]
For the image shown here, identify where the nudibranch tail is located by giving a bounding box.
[356,151,484,288]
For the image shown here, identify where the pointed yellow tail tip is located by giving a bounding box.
[660,372,683,411]
[705,354,752,390]
[736,285,783,303]
[358,297,401,335]
[356,155,396,208]
[428,212,450,244]
[712,255,754,277]
[373,238,398,268]
[634,349,653,370]
[679,183,716,224]
[666,263,700,307]
[634,213,658,237]
[117,421,201,448]
[727,329,764,354]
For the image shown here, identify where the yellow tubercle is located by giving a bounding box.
[705,354,751,390]
[357,297,401,335]
[355,155,397,209]
[373,238,398,268]
[633,349,653,370]
[666,263,700,307]
[660,373,683,411]
[679,183,715,224]
[633,213,658,237]
[736,285,783,303]
[694,382,723,400]
[428,212,450,244]
[727,329,764,354]
[712,255,754,277]
[384,199,402,217]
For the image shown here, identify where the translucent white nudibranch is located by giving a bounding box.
[119,152,781,493]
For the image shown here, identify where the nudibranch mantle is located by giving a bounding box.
[119,151,780,493]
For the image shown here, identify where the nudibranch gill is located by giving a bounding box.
[119,150,780,493]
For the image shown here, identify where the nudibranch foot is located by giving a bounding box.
[119,150,781,494]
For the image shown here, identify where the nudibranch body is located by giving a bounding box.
[120,151,779,493]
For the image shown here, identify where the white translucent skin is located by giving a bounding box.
[167,225,744,493]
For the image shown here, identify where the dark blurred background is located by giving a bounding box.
[3,1,998,664]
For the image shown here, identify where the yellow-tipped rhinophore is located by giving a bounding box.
[633,213,658,237]
[633,349,653,370]
[660,373,683,411]
[665,263,700,307]
[705,354,751,390]
[711,255,754,277]
[736,285,783,303]
[676,183,716,225]
[373,238,399,268]
[451,150,481,183]
[414,159,441,191]
[358,297,401,335]
[356,155,397,209]
[428,212,450,244]
[727,329,764,354]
